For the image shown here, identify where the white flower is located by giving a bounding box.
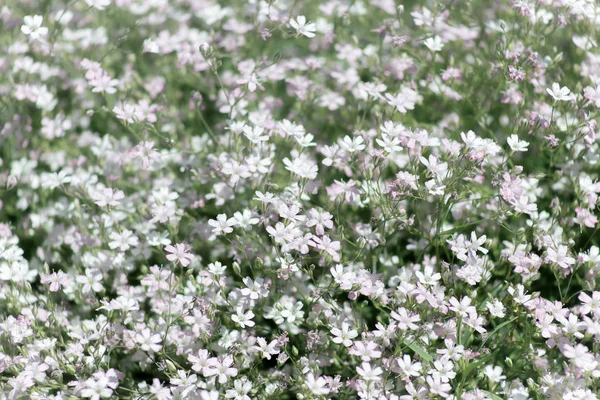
[356,362,383,381]
[282,157,318,180]
[486,300,506,318]
[208,214,236,236]
[203,356,238,384]
[572,35,596,50]
[225,379,253,400]
[0,260,37,283]
[340,135,366,153]
[231,308,255,328]
[425,179,446,196]
[483,365,506,382]
[232,209,259,230]
[35,85,57,111]
[507,134,529,152]
[290,15,317,38]
[143,39,159,53]
[385,88,420,113]
[512,195,537,215]
[243,126,269,144]
[81,377,113,399]
[376,133,403,153]
[164,243,195,266]
[424,35,444,52]
[305,373,329,395]
[41,171,72,189]
[135,328,162,353]
[108,230,139,251]
[545,245,575,270]
[252,338,280,360]
[241,277,269,299]
[91,187,125,207]
[85,0,111,10]
[546,82,572,101]
[76,269,104,293]
[331,322,358,347]
[21,15,48,40]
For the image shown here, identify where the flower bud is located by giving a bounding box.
[6,175,17,189]
[233,261,241,276]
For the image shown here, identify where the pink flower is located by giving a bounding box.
[90,73,119,94]
[391,307,421,331]
[312,235,341,262]
[41,270,70,292]
[306,209,334,235]
[165,243,195,267]
[131,141,161,169]
[575,207,598,228]
[91,187,125,207]
[545,245,576,270]
[203,356,237,384]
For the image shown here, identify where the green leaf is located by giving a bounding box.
[482,390,503,400]
[403,339,433,362]
[479,317,518,351]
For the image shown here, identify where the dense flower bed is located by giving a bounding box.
[1,0,600,399]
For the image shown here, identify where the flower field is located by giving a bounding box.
[1,0,600,399]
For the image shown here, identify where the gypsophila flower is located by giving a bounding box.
[483,365,506,383]
[85,0,111,10]
[80,370,119,400]
[349,340,381,361]
[356,362,383,381]
[90,73,119,94]
[208,214,236,236]
[165,243,195,266]
[231,307,255,328]
[512,195,538,215]
[427,374,451,398]
[113,103,142,123]
[21,15,48,40]
[41,270,71,292]
[449,296,476,318]
[252,337,280,360]
[312,235,341,261]
[131,141,161,169]
[76,269,104,293]
[203,356,238,384]
[546,245,576,270]
[232,209,259,230]
[135,328,162,353]
[391,307,421,330]
[283,156,318,180]
[225,378,252,400]
[290,16,317,38]
[507,134,529,152]
[2,1,600,398]
[385,88,419,113]
[0,260,37,283]
[305,373,330,395]
[395,354,422,378]
[331,322,358,347]
[208,261,227,276]
[424,35,444,51]
[546,82,572,102]
[91,187,125,207]
[579,291,600,317]
[108,229,139,251]
[240,277,269,299]
[486,300,506,318]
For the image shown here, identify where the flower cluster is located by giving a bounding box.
[1,0,600,399]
